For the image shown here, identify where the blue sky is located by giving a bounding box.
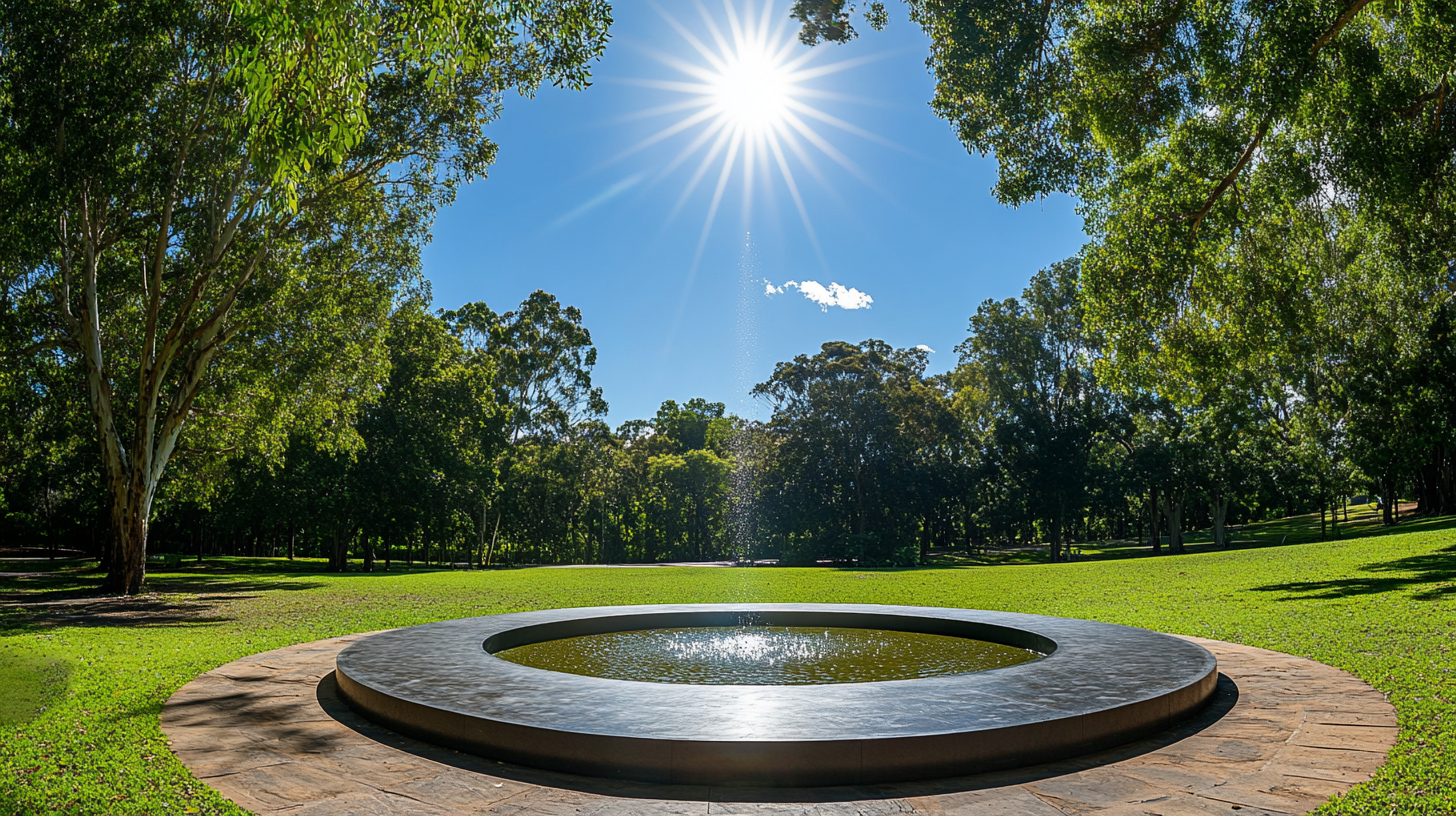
[421,0,1085,423]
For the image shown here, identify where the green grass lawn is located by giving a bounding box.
[2,521,1455,815]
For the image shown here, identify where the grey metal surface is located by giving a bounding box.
[335,604,1218,786]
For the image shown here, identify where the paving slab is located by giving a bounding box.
[162,632,1395,815]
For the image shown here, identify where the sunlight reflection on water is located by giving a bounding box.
[496,626,1043,685]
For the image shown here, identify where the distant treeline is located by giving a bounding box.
[6,261,1453,568]
[4,0,1452,593]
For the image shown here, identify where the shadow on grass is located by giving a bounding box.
[0,647,72,727]
[0,595,239,630]
[155,558,488,580]
[0,572,329,631]
[1254,544,1456,601]
[145,574,327,594]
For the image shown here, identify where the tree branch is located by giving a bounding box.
[1309,0,1375,56]
[74,185,128,481]
[1184,0,1375,229]
[1396,74,1450,119]
[54,213,80,334]
[1187,117,1270,230]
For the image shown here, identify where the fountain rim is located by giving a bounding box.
[479,609,1057,684]
[334,603,1218,786]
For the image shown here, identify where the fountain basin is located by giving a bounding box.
[495,624,1045,684]
[335,603,1217,786]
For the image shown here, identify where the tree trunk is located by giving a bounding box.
[477,499,488,566]
[1149,490,1162,554]
[1442,445,1456,517]
[105,504,148,595]
[362,528,375,572]
[102,471,157,594]
[287,529,295,561]
[485,512,502,567]
[1382,480,1395,525]
[1418,444,1452,516]
[1160,491,1184,554]
[1211,494,1229,549]
[328,528,349,571]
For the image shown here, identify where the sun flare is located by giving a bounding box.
[619,0,883,268]
[710,45,791,133]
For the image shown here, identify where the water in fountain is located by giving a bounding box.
[495,626,1044,685]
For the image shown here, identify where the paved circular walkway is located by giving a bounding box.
[162,632,1397,815]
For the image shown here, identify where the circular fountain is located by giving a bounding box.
[335,603,1217,787]
[495,623,1045,684]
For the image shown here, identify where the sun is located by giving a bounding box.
[619,0,882,266]
[711,44,791,133]
[593,0,886,348]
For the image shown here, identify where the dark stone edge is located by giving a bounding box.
[337,662,1217,786]
[335,606,1219,787]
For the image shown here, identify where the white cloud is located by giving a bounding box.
[915,344,935,353]
[764,279,874,312]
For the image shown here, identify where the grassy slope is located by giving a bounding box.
[1,523,1454,815]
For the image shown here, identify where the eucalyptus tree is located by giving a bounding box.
[893,372,968,560]
[956,260,1109,561]
[352,303,504,571]
[829,0,1456,369]
[592,399,742,563]
[1320,239,1456,522]
[648,449,733,561]
[444,292,607,565]
[1413,305,1456,515]
[638,399,735,561]
[0,0,611,592]
[653,398,735,456]
[1185,386,1281,548]
[801,2,1454,531]
[754,340,937,566]
[447,292,608,443]
[493,419,613,564]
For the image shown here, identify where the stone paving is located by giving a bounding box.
[162,633,1396,815]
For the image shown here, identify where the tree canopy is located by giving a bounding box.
[2,2,1452,581]
[0,0,612,592]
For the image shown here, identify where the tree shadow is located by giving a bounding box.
[155,559,493,579]
[0,573,326,631]
[1253,543,1456,601]
[0,594,239,631]
[0,648,72,727]
[143,574,327,594]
